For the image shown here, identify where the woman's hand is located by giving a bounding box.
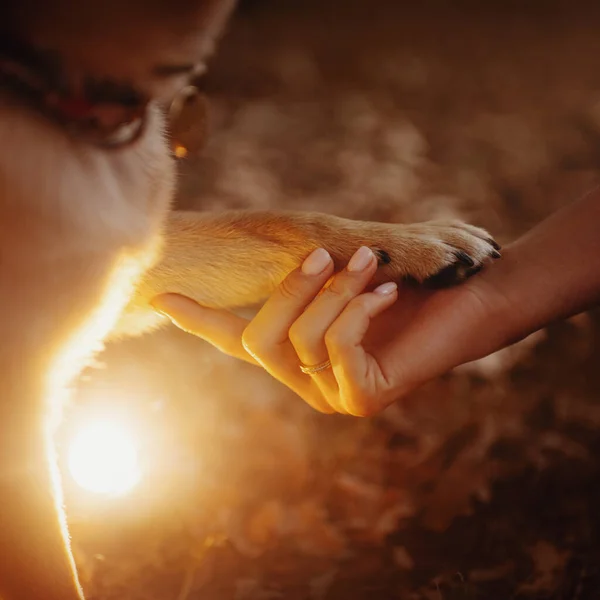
[152,189,600,416]
[151,245,505,415]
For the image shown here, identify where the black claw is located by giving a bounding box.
[374,249,392,265]
[491,249,502,259]
[455,251,475,267]
[425,257,491,288]
[488,238,502,251]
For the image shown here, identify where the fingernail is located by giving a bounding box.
[151,303,176,323]
[151,294,192,318]
[151,294,174,314]
[348,246,375,272]
[302,248,332,275]
[373,282,398,295]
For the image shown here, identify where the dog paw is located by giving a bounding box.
[371,220,501,287]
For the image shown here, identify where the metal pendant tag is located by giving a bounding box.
[168,85,208,158]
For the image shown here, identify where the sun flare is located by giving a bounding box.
[68,420,141,496]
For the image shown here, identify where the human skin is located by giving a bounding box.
[152,187,600,416]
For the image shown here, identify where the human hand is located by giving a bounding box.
[151,245,510,416]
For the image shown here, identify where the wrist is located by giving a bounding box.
[466,232,600,363]
[457,247,534,364]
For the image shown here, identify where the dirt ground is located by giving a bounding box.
[60,1,600,598]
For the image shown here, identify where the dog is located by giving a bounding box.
[0,1,499,598]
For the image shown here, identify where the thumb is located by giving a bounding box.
[151,294,257,365]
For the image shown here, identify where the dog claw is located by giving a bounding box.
[374,249,392,265]
[455,250,475,267]
[487,238,502,251]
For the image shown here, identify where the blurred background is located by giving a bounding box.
[59,1,600,598]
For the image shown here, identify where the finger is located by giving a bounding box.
[153,294,333,414]
[151,294,257,365]
[325,282,399,416]
[291,246,379,365]
[289,246,379,411]
[239,248,337,414]
[240,247,334,363]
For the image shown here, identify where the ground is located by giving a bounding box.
[59,1,600,598]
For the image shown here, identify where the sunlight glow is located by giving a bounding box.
[68,420,141,496]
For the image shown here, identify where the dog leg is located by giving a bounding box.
[119,209,499,335]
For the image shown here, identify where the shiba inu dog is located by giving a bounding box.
[0,1,498,597]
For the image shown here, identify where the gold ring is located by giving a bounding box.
[299,359,332,375]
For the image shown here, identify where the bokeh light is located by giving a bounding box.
[68,420,141,496]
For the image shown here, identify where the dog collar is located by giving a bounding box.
[0,35,148,149]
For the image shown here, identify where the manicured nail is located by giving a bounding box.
[373,282,398,295]
[151,294,193,319]
[302,248,332,275]
[151,302,176,323]
[348,246,375,272]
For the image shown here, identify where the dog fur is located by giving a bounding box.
[0,1,498,598]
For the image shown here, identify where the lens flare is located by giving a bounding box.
[68,420,141,496]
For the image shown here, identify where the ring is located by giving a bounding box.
[299,359,332,375]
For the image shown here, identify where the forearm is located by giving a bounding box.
[478,187,600,352]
